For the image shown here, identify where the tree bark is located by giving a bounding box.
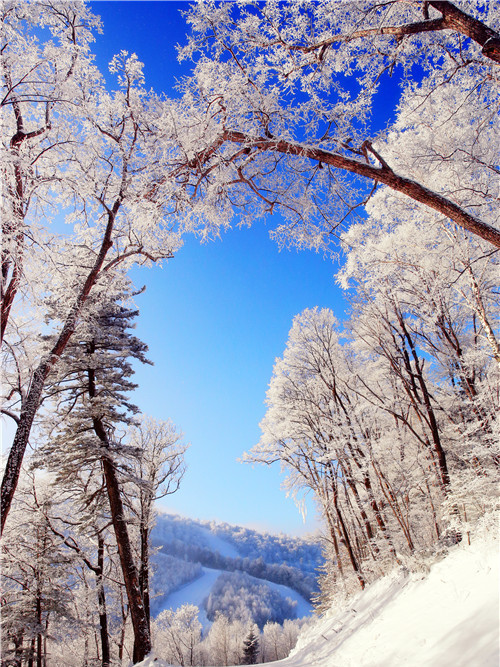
[138,521,151,632]
[100,454,151,663]
[331,483,365,589]
[293,1,500,65]
[86,349,151,663]
[429,1,500,64]
[97,534,111,667]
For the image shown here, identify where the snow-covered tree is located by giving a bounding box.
[32,279,154,662]
[339,211,499,540]
[1,1,215,554]
[174,1,499,249]
[1,0,102,343]
[200,613,248,667]
[248,308,401,589]
[1,477,75,666]
[125,416,188,629]
[153,604,202,667]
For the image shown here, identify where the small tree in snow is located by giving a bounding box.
[242,625,259,665]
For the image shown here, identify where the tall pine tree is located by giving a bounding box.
[39,279,153,661]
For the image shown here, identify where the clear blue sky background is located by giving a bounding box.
[88,1,397,536]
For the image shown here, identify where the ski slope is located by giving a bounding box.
[154,567,224,627]
[262,578,312,619]
[195,526,240,559]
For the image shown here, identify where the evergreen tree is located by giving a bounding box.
[38,278,153,662]
[242,626,259,665]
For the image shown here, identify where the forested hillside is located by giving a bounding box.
[152,513,321,601]
[149,513,319,624]
[140,520,498,667]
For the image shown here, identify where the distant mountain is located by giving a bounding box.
[150,512,322,628]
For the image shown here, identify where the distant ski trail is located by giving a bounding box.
[154,567,224,627]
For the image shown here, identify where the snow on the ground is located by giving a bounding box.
[154,567,224,628]
[139,524,498,667]
[276,527,499,667]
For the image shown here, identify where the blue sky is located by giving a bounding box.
[88,1,387,535]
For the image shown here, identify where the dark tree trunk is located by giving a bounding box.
[85,347,151,662]
[27,638,35,667]
[138,522,151,632]
[332,485,365,589]
[97,534,111,667]
[429,1,500,63]
[99,447,151,663]
[118,590,130,663]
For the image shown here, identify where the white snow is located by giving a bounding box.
[262,579,312,619]
[138,524,498,667]
[276,528,499,667]
[154,567,224,628]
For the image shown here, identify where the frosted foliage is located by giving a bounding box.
[2,0,234,543]
[174,0,500,251]
[1,481,75,666]
[153,605,202,667]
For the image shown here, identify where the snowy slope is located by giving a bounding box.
[150,511,318,629]
[140,526,498,667]
[195,526,240,559]
[273,529,499,667]
[155,567,224,628]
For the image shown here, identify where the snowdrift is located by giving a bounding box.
[278,528,499,667]
[138,524,498,666]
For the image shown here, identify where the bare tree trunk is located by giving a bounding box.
[27,638,35,667]
[332,487,365,589]
[429,1,500,63]
[97,534,111,667]
[118,590,130,664]
[99,452,151,663]
[138,522,151,633]
[84,343,151,662]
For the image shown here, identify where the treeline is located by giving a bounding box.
[207,523,322,575]
[157,541,316,601]
[153,605,307,666]
[153,513,322,576]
